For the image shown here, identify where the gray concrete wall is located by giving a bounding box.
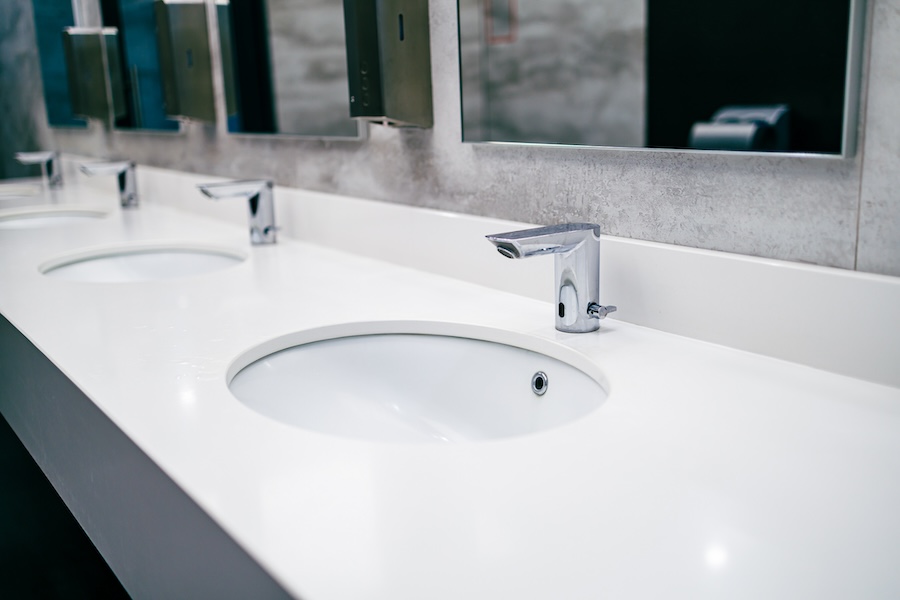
[0,0,53,180]
[856,0,900,275]
[8,0,900,277]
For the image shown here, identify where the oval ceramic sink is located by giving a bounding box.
[40,242,246,283]
[0,206,107,229]
[228,322,608,443]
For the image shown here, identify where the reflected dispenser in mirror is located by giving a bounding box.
[343,0,433,128]
[688,105,791,152]
[61,27,127,122]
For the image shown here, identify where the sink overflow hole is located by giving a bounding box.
[531,371,548,396]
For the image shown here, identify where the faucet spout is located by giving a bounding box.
[16,151,63,189]
[486,223,601,259]
[197,179,276,245]
[486,223,616,333]
[80,161,137,208]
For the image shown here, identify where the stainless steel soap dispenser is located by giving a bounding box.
[343,0,433,128]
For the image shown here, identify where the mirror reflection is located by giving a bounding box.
[33,0,359,137]
[100,0,180,131]
[32,0,179,131]
[459,0,857,154]
[221,0,359,138]
[32,0,88,128]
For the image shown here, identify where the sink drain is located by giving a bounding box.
[531,371,549,396]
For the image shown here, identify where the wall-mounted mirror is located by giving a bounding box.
[31,0,180,131]
[32,0,361,137]
[458,0,865,154]
[218,0,361,138]
[99,0,181,131]
[32,0,89,128]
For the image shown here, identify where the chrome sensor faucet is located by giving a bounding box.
[486,223,616,333]
[197,179,276,245]
[80,161,138,208]
[16,151,63,189]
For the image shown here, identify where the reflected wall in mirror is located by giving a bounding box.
[32,0,88,128]
[221,0,360,138]
[459,0,859,154]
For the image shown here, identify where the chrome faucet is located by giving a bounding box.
[80,161,138,208]
[15,151,63,188]
[486,223,616,333]
[197,179,276,245]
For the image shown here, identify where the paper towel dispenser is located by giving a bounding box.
[343,0,433,128]
[688,105,790,152]
[61,27,127,122]
[154,0,236,122]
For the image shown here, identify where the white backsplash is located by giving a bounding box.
[84,158,900,389]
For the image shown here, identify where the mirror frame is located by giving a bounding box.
[457,0,869,159]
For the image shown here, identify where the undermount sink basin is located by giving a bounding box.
[228,322,608,443]
[0,206,107,229]
[40,242,246,283]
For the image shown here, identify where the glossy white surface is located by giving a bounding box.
[40,242,245,283]
[0,205,108,229]
[229,323,607,443]
[0,182,41,198]
[0,178,61,208]
[2,168,900,599]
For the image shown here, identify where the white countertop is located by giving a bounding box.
[2,175,899,599]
